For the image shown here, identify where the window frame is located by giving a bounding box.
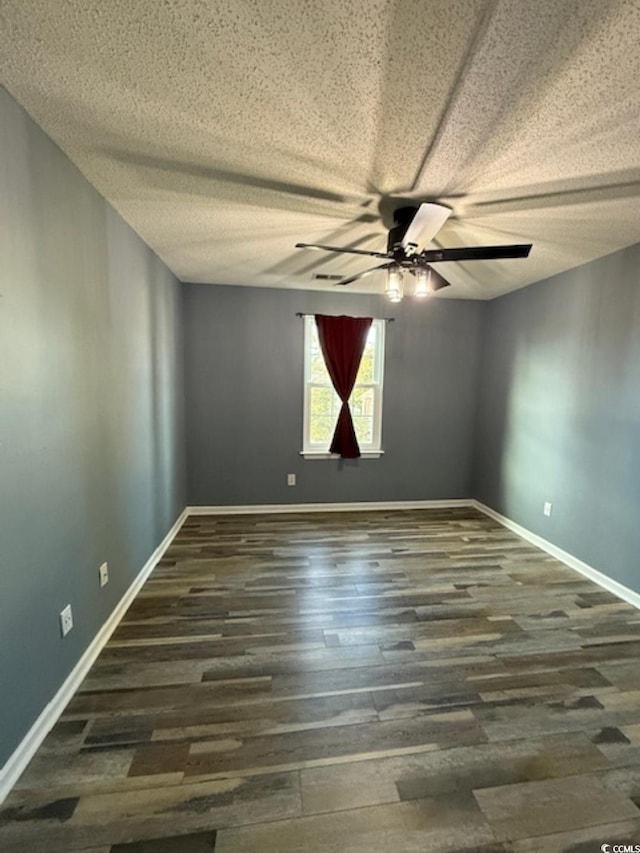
[301,315,385,459]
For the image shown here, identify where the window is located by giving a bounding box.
[302,316,385,457]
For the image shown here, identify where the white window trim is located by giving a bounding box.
[302,316,385,458]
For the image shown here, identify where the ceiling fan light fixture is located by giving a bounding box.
[414,267,433,298]
[295,203,532,295]
[385,266,403,302]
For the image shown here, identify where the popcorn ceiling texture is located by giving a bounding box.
[1,0,639,298]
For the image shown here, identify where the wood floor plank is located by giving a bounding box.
[2,507,640,852]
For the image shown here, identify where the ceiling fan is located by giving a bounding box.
[295,203,532,301]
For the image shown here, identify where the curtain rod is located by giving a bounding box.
[295,313,395,322]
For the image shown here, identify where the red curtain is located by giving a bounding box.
[315,314,373,459]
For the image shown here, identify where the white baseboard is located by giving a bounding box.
[473,500,640,611]
[0,508,188,804]
[187,499,473,516]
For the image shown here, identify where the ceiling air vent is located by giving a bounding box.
[312,273,344,281]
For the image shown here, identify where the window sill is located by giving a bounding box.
[300,451,384,460]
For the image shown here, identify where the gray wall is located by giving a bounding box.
[183,283,485,505]
[0,88,186,767]
[474,243,640,594]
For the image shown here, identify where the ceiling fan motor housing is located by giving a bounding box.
[387,206,420,256]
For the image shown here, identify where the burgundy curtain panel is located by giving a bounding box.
[315,314,373,459]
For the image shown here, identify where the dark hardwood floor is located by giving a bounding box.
[2,507,640,852]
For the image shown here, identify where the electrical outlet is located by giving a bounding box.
[287,473,296,486]
[99,562,109,587]
[543,501,553,517]
[60,604,73,637]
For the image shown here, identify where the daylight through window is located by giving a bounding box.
[303,316,385,456]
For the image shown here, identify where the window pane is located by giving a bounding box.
[350,386,375,417]
[309,385,339,445]
[310,350,330,383]
[309,416,335,444]
[355,328,376,384]
[309,326,330,383]
[353,415,373,445]
[310,385,340,416]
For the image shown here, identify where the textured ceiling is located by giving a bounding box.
[1,0,639,299]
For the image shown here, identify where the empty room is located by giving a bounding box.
[1,1,640,851]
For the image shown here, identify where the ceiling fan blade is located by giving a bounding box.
[419,244,532,263]
[402,203,452,250]
[295,242,388,259]
[334,263,391,287]
[430,271,451,292]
